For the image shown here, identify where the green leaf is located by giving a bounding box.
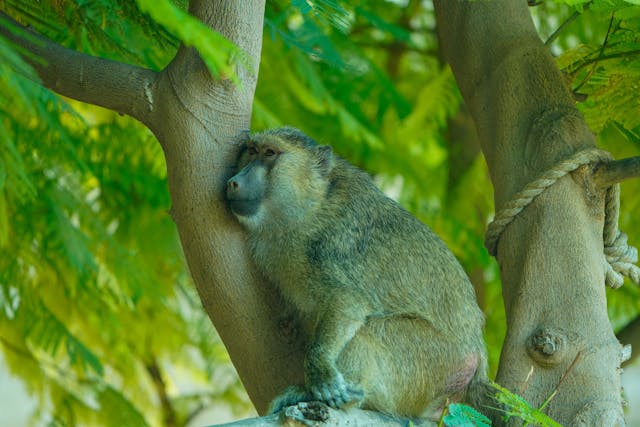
[444,403,492,427]
[97,386,150,427]
[491,383,563,427]
[134,0,253,83]
[355,7,413,44]
[21,299,104,376]
[292,0,313,14]
[292,0,351,33]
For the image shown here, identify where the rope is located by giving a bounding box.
[485,148,640,288]
[603,181,639,287]
[484,148,611,254]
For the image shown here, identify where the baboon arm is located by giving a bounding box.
[302,298,368,407]
[305,299,368,376]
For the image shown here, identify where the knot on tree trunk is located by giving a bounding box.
[526,327,571,367]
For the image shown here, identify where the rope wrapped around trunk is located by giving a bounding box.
[484,148,639,288]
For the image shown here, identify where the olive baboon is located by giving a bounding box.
[226,127,487,419]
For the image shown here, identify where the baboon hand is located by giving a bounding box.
[308,371,364,409]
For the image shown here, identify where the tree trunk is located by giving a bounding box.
[434,1,625,426]
[148,1,305,414]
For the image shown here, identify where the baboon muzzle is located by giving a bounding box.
[226,162,266,217]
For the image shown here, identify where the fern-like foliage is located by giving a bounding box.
[0,4,251,425]
[549,2,640,137]
[491,383,563,427]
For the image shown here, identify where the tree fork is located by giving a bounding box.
[138,0,306,414]
[434,1,625,425]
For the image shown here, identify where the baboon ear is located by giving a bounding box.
[316,145,333,176]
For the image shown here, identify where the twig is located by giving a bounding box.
[146,358,179,427]
[570,49,640,76]
[574,12,614,92]
[437,398,450,427]
[593,156,640,188]
[518,366,535,395]
[545,2,592,47]
[539,350,584,412]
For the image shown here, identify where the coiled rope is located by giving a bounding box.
[484,148,639,288]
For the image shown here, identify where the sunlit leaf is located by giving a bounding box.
[135,0,252,83]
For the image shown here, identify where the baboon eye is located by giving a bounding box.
[248,146,258,155]
[264,148,277,157]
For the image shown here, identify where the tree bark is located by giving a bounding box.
[434,1,625,426]
[593,156,640,188]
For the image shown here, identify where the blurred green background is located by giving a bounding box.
[0,0,639,425]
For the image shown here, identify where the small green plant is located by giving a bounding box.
[491,382,563,427]
[435,380,565,427]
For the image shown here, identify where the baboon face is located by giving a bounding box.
[226,141,277,218]
[226,133,333,229]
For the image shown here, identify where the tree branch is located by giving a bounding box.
[593,156,640,188]
[145,358,178,427]
[207,403,434,427]
[0,10,158,127]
